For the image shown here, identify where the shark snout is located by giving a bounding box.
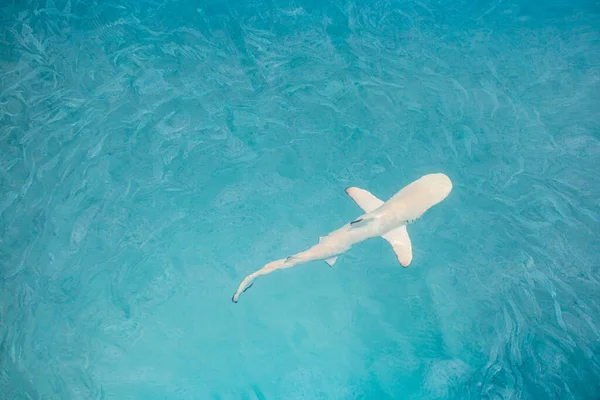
[437,173,453,197]
[425,173,453,200]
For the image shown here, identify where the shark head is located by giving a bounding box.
[387,173,453,221]
[425,173,453,203]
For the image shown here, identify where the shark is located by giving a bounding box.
[231,173,453,303]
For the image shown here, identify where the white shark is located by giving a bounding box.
[232,173,453,303]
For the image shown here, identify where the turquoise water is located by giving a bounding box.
[1,0,599,398]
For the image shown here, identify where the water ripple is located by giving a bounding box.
[1,0,599,398]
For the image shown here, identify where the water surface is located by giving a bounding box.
[1,0,599,398]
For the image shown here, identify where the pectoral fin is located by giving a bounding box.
[345,187,384,212]
[382,225,413,267]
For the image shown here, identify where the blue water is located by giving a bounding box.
[1,0,599,398]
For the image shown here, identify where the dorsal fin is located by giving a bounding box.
[345,187,384,213]
[382,225,413,267]
[349,217,374,228]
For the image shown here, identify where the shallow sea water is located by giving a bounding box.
[1,0,600,399]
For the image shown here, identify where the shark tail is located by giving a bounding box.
[232,258,288,303]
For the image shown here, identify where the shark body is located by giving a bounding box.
[232,173,453,303]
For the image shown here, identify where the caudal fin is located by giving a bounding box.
[231,258,291,303]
